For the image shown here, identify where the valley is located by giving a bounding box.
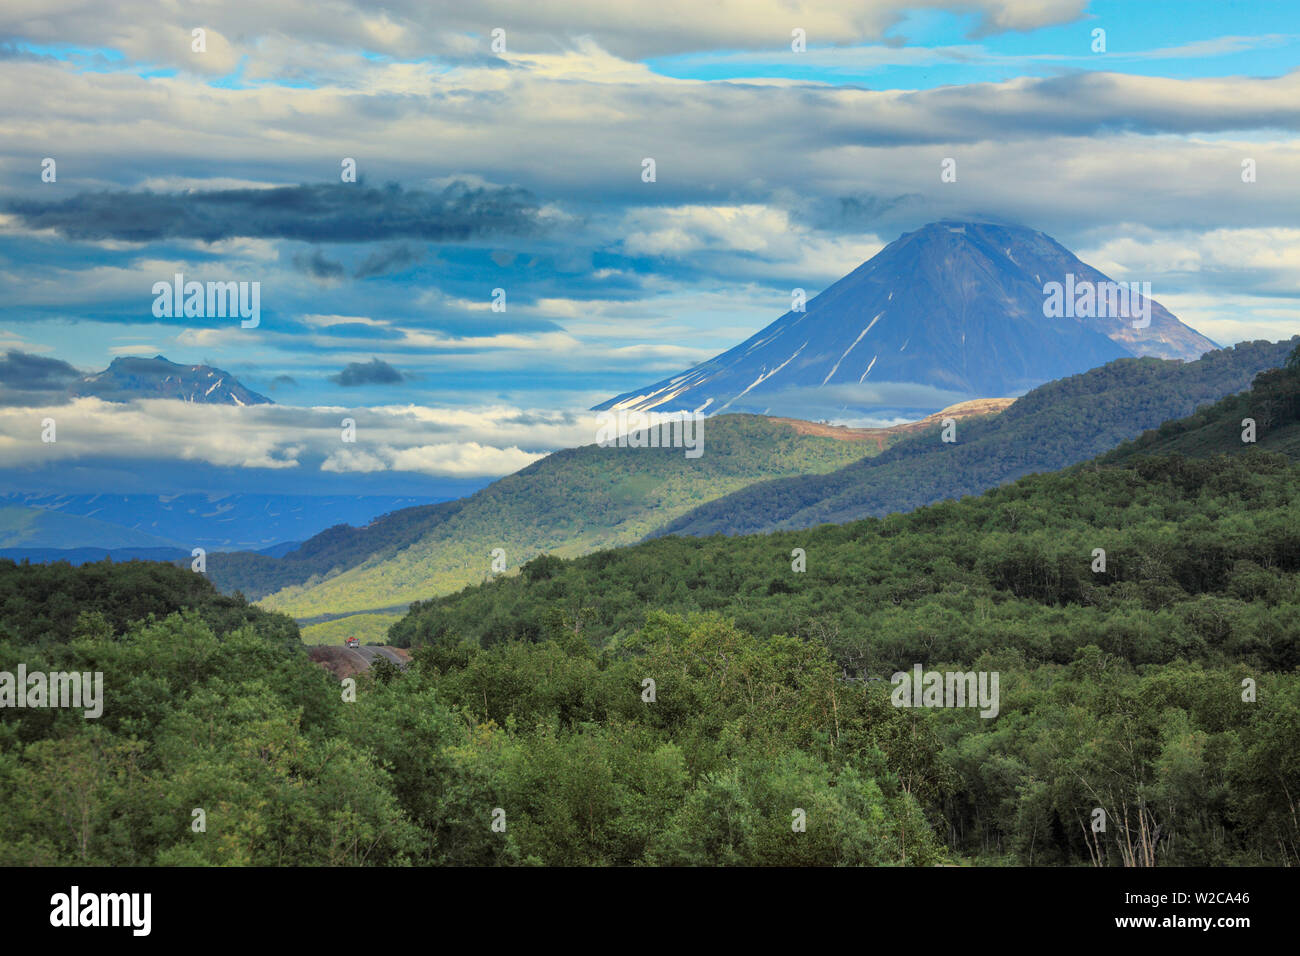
[214,339,1294,646]
[225,410,969,642]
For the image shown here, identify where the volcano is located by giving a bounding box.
[595,221,1218,419]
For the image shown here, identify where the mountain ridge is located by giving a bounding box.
[71,354,272,405]
[650,337,1297,539]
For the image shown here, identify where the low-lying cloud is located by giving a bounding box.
[0,397,604,478]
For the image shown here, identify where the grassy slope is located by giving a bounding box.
[299,613,404,645]
[205,500,466,600]
[255,414,911,623]
[652,338,1299,538]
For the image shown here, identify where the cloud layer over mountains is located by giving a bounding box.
[2,1,1298,483]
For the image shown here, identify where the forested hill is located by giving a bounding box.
[651,337,1299,539]
[1104,348,1300,463]
[205,499,466,602]
[209,413,945,631]
[0,558,299,649]
[388,448,1300,667]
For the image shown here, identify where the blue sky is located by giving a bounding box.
[1,0,1298,489]
[650,1,1300,87]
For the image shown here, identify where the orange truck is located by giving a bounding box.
[345,637,360,648]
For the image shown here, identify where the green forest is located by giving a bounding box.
[382,451,1300,864]
[2,349,1297,866]
[0,562,944,865]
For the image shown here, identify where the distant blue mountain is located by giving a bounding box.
[596,221,1218,420]
[71,355,272,405]
[0,541,297,566]
[0,546,191,566]
[0,504,185,551]
[0,493,448,552]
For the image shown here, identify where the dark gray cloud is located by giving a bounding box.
[0,42,56,62]
[0,351,82,405]
[330,358,404,386]
[292,248,346,280]
[354,243,423,278]
[5,181,545,244]
[782,191,927,235]
[0,350,80,388]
